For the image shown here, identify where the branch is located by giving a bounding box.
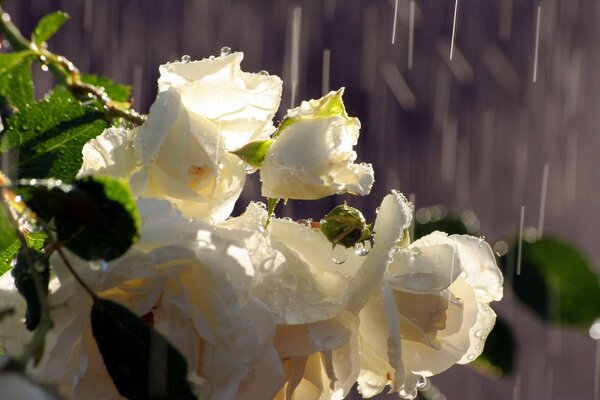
[0,7,146,126]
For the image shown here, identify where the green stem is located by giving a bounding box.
[0,7,146,126]
[56,247,97,300]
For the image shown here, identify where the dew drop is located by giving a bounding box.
[258,70,270,76]
[89,260,108,272]
[467,354,476,361]
[180,54,191,63]
[41,64,48,72]
[220,46,232,56]
[332,245,347,264]
[474,329,483,338]
[354,241,371,256]
[475,345,481,350]
[416,376,428,389]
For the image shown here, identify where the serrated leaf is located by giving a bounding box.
[16,176,139,261]
[91,298,196,400]
[80,75,132,104]
[0,51,36,75]
[31,11,69,46]
[0,57,34,112]
[1,87,109,180]
[500,237,600,328]
[11,247,49,330]
[471,315,517,378]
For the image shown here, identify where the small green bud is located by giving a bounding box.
[320,203,371,248]
[231,139,273,167]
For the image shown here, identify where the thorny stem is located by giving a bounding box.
[0,6,146,126]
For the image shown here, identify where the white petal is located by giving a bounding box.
[78,127,137,178]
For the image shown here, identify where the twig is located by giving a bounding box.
[0,6,146,126]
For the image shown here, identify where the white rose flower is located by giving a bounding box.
[259,89,374,200]
[357,231,504,399]
[220,191,412,399]
[0,199,284,400]
[79,52,282,223]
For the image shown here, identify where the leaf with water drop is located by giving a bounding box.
[15,176,140,261]
[91,298,196,400]
[80,74,132,105]
[499,236,600,328]
[0,53,35,112]
[1,86,109,180]
[31,11,70,47]
[231,139,273,167]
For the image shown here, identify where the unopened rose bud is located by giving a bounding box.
[320,203,371,248]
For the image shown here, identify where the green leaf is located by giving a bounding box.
[15,176,140,261]
[470,315,517,378]
[0,56,34,111]
[80,75,132,103]
[11,247,49,330]
[414,208,480,240]
[91,298,196,400]
[499,237,600,328]
[1,87,109,180]
[231,139,272,167]
[0,51,36,75]
[31,11,69,46]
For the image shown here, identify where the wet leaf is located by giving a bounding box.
[499,236,600,328]
[0,55,34,112]
[231,139,272,167]
[91,298,196,400]
[16,176,140,261]
[80,74,132,104]
[1,87,108,180]
[31,11,69,46]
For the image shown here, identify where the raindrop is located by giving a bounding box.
[220,46,232,56]
[332,245,347,264]
[41,64,49,72]
[354,241,371,256]
[180,54,191,63]
[244,164,257,173]
[258,70,270,76]
[89,260,108,272]
[467,354,476,360]
[590,318,600,340]
[416,376,428,389]
[474,329,483,338]
[494,241,508,257]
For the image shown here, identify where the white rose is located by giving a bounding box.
[259,89,374,200]
[79,52,282,223]
[220,191,412,399]
[357,231,504,399]
[1,199,284,400]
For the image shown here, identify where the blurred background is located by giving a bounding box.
[4,0,600,398]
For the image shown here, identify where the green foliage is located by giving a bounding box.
[15,176,140,261]
[1,87,108,180]
[11,247,49,330]
[91,298,196,400]
[31,11,69,46]
[0,51,36,76]
[414,208,479,240]
[500,236,600,328]
[231,139,272,167]
[80,74,132,103]
[471,315,516,378]
[0,54,35,111]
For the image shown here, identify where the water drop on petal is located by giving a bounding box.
[332,245,347,264]
[220,46,232,56]
[180,54,191,63]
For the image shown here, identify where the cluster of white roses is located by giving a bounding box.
[0,52,503,399]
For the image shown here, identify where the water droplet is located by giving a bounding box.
[332,245,347,264]
[493,240,508,257]
[89,260,108,272]
[244,164,257,173]
[375,207,381,214]
[13,195,22,203]
[475,345,481,350]
[589,318,600,340]
[474,329,483,338]
[41,64,48,72]
[467,354,476,361]
[354,241,371,256]
[416,376,428,389]
[180,54,191,63]
[258,70,270,76]
[220,46,232,56]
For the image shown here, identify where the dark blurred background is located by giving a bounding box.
[4,0,599,399]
